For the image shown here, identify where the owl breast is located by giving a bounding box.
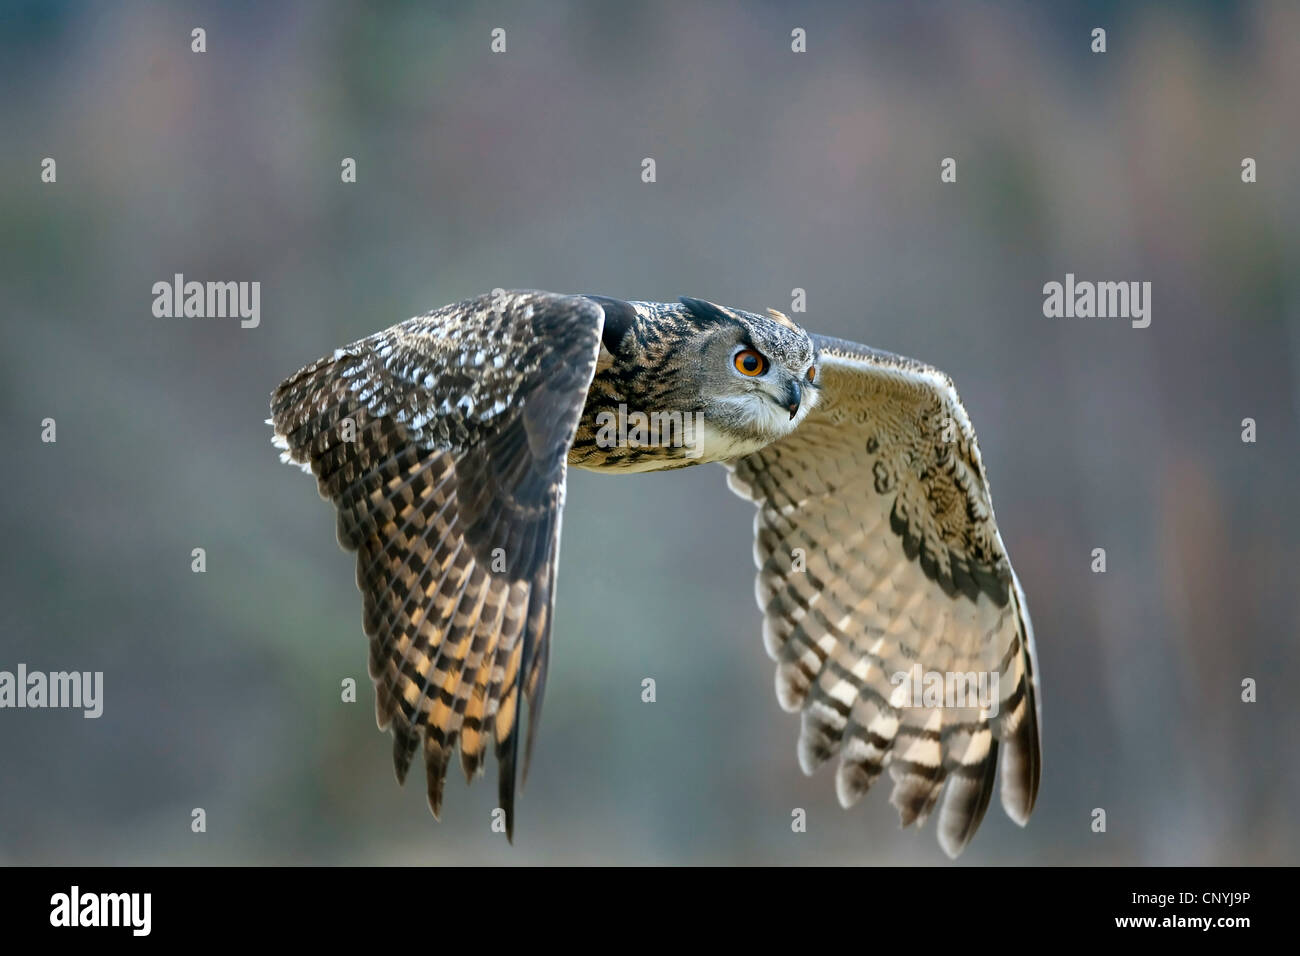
[566,364,709,472]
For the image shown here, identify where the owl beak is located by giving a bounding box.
[784,381,802,420]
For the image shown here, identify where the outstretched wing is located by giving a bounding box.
[269,291,604,838]
[726,334,1040,857]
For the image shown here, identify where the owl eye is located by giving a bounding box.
[734,349,767,376]
[806,366,816,383]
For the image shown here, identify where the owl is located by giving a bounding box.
[269,290,1040,857]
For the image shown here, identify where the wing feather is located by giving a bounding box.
[727,333,1041,857]
[270,291,604,838]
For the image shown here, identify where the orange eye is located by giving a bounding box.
[806,366,816,383]
[734,349,767,376]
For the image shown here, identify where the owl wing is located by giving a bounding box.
[725,333,1041,857]
[269,291,605,839]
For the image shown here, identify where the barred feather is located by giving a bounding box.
[270,291,604,838]
[728,334,1041,857]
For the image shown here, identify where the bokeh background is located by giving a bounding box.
[2,0,1297,865]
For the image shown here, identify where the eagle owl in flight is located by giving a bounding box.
[269,290,1041,857]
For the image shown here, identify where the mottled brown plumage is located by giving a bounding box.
[270,292,603,837]
[727,336,1040,856]
[269,289,1040,856]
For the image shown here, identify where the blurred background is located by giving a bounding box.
[1,0,1297,865]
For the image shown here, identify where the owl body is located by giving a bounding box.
[568,295,816,471]
[269,290,1041,858]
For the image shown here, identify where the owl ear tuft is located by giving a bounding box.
[766,308,799,331]
[679,296,739,327]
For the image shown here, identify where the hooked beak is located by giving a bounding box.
[783,380,802,420]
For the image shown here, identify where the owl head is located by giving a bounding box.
[674,296,820,450]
